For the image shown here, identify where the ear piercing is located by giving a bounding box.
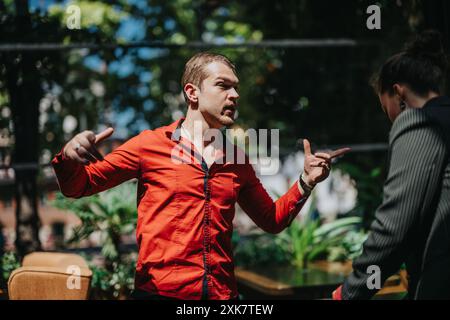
[400,101,407,111]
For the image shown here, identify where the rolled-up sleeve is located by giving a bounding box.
[51,133,142,198]
[237,163,308,234]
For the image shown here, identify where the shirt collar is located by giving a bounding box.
[164,118,185,142]
[164,117,228,142]
[423,96,450,109]
[163,117,233,165]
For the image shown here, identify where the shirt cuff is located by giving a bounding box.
[51,145,82,182]
[53,144,70,163]
[297,173,314,195]
[297,179,308,195]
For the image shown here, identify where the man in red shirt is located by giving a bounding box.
[52,52,349,300]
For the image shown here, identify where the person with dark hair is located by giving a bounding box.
[333,30,450,300]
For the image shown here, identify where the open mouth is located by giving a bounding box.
[222,106,236,116]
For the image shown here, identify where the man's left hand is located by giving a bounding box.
[303,139,351,186]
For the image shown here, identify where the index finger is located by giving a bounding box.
[303,139,312,156]
[314,152,332,161]
[95,127,114,144]
[330,147,351,159]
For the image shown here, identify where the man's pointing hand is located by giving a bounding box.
[63,127,114,165]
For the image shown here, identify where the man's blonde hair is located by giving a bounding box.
[181,52,236,103]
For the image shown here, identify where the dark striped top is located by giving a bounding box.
[342,96,450,300]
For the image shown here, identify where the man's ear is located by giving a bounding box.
[184,83,199,105]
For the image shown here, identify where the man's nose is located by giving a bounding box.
[229,88,239,101]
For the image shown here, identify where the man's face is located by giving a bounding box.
[196,61,239,128]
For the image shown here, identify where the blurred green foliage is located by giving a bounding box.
[52,181,137,299]
[0,251,20,288]
[234,210,367,269]
[1,0,434,155]
[52,181,137,265]
[0,0,441,221]
[1,0,447,296]
[336,159,385,228]
[87,253,136,299]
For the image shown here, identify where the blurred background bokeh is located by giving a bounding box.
[0,0,449,299]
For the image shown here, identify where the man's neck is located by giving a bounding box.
[183,108,220,148]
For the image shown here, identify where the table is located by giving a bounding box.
[235,260,407,300]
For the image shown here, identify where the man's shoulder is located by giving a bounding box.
[137,124,170,139]
[132,129,155,141]
[131,121,181,147]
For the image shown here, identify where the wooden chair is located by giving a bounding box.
[8,252,92,300]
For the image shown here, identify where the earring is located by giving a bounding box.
[400,101,406,111]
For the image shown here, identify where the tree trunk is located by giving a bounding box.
[7,53,43,257]
[13,170,42,258]
[5,0,43,259]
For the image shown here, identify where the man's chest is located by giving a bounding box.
[139,146,243,203]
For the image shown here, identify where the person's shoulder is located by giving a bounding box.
[389,109,448,160]
[128,129,153,141]
[390,108,434,143]
[137,128,156,137]
[138,125,166,139]
[137,123,181,147]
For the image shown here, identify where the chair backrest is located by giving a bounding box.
[8,252,92,300]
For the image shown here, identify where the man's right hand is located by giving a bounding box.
[63,127,114,165]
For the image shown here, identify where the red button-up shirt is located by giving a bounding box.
[51,119,307,300]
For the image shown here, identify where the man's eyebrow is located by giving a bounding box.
[215,77,239,85]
